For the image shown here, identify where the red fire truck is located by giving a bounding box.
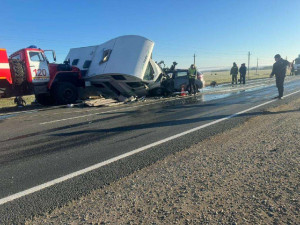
[0,46,84,105]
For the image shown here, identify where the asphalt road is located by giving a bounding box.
[0,76,300,224]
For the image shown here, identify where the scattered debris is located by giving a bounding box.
[210,81,217,87]
[84,98,119,107]
[138,96,146,102]
[66,104,74,108]
[14,96,26,107]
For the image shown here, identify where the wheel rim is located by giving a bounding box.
[63,88,74,100]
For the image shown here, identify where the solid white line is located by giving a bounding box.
[1,89,300,206]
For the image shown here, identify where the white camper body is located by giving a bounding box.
[65,35,163,97]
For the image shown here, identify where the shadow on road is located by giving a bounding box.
[0,107,298,165]
[53,109,299,137]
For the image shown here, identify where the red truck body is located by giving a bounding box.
[0,49,13,85]
[0,47,84,105]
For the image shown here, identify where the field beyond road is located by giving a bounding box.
[26,92,300,224]
[203,69,273,85]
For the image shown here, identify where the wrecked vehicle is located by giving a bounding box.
[65,35,165,99]
[162,69,205,93]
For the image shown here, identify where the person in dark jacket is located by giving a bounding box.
[270,54,290,99]
[230,62,238,84]
[239,63,247,84]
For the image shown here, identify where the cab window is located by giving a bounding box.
[100,49,112,64]
[175,71,188,77]
[11,54,21,60]
[29,52,45,62]
[143,62,154,81]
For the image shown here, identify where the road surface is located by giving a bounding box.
[0,76,300,224]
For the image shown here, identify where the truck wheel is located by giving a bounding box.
[9,59,26,86]
[53,82,78,105]
[35,94,56,106]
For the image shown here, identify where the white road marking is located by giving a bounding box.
[1,89,300,206]
[39,97,186,125]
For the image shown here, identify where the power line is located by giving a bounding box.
[248,51,251,79]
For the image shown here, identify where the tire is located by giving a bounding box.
[53,82,78,105]
[35,94,56,106]
[150,87,165,96]
[9,59,26,85]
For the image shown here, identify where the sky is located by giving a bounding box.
[1,0,299,70]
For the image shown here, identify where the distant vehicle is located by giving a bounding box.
[165,69,205,92]
[293,54,300,75]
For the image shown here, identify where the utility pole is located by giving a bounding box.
[248,51,250,80]
[256,58,258,75]
[193,53,196,65]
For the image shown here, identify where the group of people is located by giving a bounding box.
[187,53,290,99]
[230,62,247,85]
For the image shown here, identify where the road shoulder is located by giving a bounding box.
[27,98,300,225]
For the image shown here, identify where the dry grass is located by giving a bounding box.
[0,95,35,109]
[203,69,272,85]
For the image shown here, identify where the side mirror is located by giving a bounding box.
[44,50,56,62]
[53,51,56,62]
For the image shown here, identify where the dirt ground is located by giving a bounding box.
[26,98,300,225]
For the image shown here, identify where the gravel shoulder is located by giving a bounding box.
[26,98,300,225]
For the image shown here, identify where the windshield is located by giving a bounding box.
[29,51,45,62]
[176,71,188,77]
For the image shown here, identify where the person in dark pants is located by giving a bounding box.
[270,54,290,99]
[188,64,197,95]
[290,60,295,75]
[239,63,247,84]
[230,62,238,84]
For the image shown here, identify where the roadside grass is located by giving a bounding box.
[0,95,36,111]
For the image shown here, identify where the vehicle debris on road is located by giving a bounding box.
[84,98,119,107]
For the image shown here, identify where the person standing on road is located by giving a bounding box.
[239,63,247,84]
[270,54,290,99]
[290,60,295,76]
[230,62,238,85]
[188,64,197,95]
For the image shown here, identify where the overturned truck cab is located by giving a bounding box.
[65,35,164,99]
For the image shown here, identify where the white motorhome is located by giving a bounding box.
[293,54,300,75]
[65,35,164,98]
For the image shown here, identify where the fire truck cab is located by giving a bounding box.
[0,46,84,105]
